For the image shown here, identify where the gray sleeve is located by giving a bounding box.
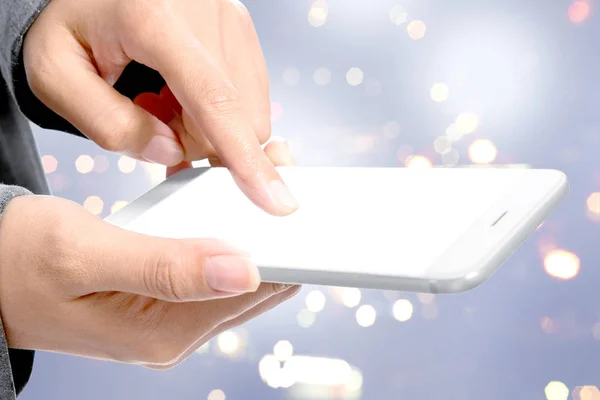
[0,0,80,136]
[0,0,50,96]
[0,0,50,93]
[0,184,34,400]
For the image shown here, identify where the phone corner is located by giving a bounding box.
[545,169,569,188]
[429,273,488,294]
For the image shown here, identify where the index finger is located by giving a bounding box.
[145,34,298,216]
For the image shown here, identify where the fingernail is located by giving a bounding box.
[268,180,299,211]
[141,135,184,166]
[268,136,287,144]
[280,142,296,165]
[205,255,261,293]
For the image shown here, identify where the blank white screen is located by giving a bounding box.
[122,168,521,277]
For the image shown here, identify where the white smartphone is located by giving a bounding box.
[105,167,568,294]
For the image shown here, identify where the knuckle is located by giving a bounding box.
[145,249,187,301]
[200,83,244,116]
[24,49,56,101]
[91,105,138,152]
[118,0,170,52]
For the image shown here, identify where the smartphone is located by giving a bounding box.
[105,167,568,294]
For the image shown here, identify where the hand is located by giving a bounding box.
[23,0,298,216]
[0,141,300,369]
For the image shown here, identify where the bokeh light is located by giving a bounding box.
[258,354,280,383]
[568,1,591,24]
[455,112,479,135]
[393,299,414,322]
[396,145,414,164]
[574,385,600,400]
[441,148,460,166]
[271,102,284,121]
[117,156,137,174]
[540,316,559,334]
[586,192,600,219]
[207,389,226,400]
[207,389,225,400]
[83,196,104,215]
[407,20,427,40]
[446,123,462,141]
[544,249,580,280]
[417,293,436,304]
[405,155,433,168]
[308,0,328,27]
[430,83,449,102]
[421,303,439,320]
[545,381,569,400]
[346,68,364,86]
[434,136,452,154]
[273,340,294,362]
[217,331,240,356]
[468,139,498,164]
[75,155,94,174]
[41,155,58,174]
[305,290,326,313]
[389,5,408,25]
[356,305,376,327]
[344,368,364,393]
[314,67,332,85]
[297,309,316,328]
[341,288,361,308]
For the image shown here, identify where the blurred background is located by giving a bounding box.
[19,0,600,398]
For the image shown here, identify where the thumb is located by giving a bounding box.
[23,29,184,166]
[91,227,261,301]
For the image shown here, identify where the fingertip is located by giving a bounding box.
[204,255,261,294]
[263,138,296,166]
[141,133,185,166]
[232,169,299,217]
[267,179,299,214]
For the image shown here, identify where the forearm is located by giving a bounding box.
[0,184,35,399]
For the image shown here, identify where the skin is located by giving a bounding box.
[0,0,303,368]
